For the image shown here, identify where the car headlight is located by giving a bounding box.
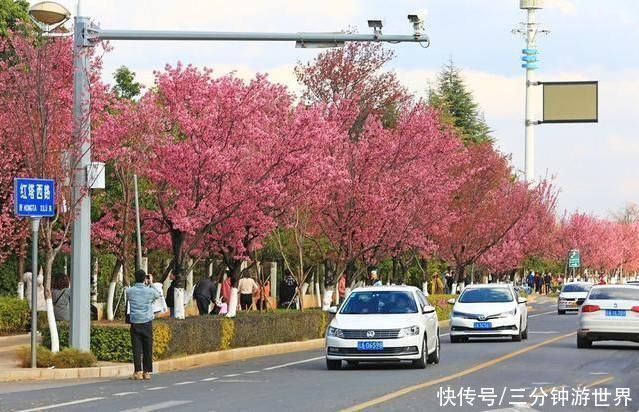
[498,309,517,318]
[452,311,470,319]
[398,325,420,337]
[327,326,344,338]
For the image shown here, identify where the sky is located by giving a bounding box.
[37,0,639,218]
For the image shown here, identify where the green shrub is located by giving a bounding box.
[0,296,30,335]
[16,345,96,368]
[428,294,456,321]
[44,310,327,362]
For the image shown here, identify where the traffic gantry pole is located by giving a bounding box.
[69,15,93,351]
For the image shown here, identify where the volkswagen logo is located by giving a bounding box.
[366,330,376,338]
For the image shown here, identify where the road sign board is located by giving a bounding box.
[568,249,580,268]
[14,178,55,217]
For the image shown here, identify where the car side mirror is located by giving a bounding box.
[447,298,456,305]
[327,306,338,314]
[423,305,436,314]
[518,297,527,304]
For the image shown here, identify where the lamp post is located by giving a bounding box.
[33,2,429,349]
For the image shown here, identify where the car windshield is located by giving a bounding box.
[588,287,639,300]
[340,291,418,314]
[459,288,514,303]
[562,284,590,293]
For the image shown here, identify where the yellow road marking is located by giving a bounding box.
[584,376,614,389]
[342,332,576,412]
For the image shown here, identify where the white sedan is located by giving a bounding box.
[557,282,592,314]
[577,285,639,348]
[448,284,528,343]
[325,286,440,370]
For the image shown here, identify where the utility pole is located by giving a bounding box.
[515,0,548,183]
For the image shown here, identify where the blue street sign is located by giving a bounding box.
[14,178,55,217]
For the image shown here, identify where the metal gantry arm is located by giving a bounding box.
[88,27,429,46]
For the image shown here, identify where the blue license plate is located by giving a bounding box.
[605,310,626,317]
[357,341,383,351]
[473,321,492,329]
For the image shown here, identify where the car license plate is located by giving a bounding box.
[473,321,492,329]
[357,341,383,351]
[605,310,626,317]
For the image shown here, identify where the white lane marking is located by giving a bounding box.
[174,381,195,385]
[244,370,260,374]
[529,311,556,318]
[119,400,191,412]
[223,374,240,377]
[201,377,219,381]
[146,386,167,391]
[15,397,106,412]
[263,356,324,371]
[113,392,138,396]
[589,372,609,375]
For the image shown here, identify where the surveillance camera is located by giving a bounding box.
[367,19,383,30]
[407,14,425,37]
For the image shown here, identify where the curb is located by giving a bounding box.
[0,338,324,382]
[0,318,455,382]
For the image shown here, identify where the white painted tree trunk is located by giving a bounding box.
[315,282,321,307]
[163,275,171,297]
[46,298,59,353]
[106,281,116,321]
[174,288,185,319]
[322,288,334,311]
[17,282,24,300]
[226,287,239,318]
[185,261,194,305]
[423,282,429,296]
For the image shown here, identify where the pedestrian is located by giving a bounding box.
[147,273,168,317]
[193,274,217,315]
[126,269,161,381]
[544,272,552,295]
[256,279,270,311]
[526,271,534,290]
[165,273,176,317]
[445,272,454,294]
[51,273,71,321]
[368,269,382,286]
[238,272,258,311]
[23,271,46,312]
[337,275,346,305]
[279,271,298,308]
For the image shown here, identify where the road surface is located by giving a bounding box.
[0,298,637,412]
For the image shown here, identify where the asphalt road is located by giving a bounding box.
[0,298,637,412]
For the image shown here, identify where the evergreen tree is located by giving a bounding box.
[113,66,143,100]
[428,59,493,145]
[0,0,29,37]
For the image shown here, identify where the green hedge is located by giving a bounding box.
[44,310,328,363]
[0,296,30,335]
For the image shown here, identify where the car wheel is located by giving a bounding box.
[427,334,440,364]
[412,338,427,369]
[577,335,592,349]
[522,321,528,340]
[558,309,565,315]
[346,361,359,368]
[326,359,342,370]
[512,321,522,342]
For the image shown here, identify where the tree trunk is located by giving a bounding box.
[44,250,58,353]
[107,260,122,321]
[170,230,186,319]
